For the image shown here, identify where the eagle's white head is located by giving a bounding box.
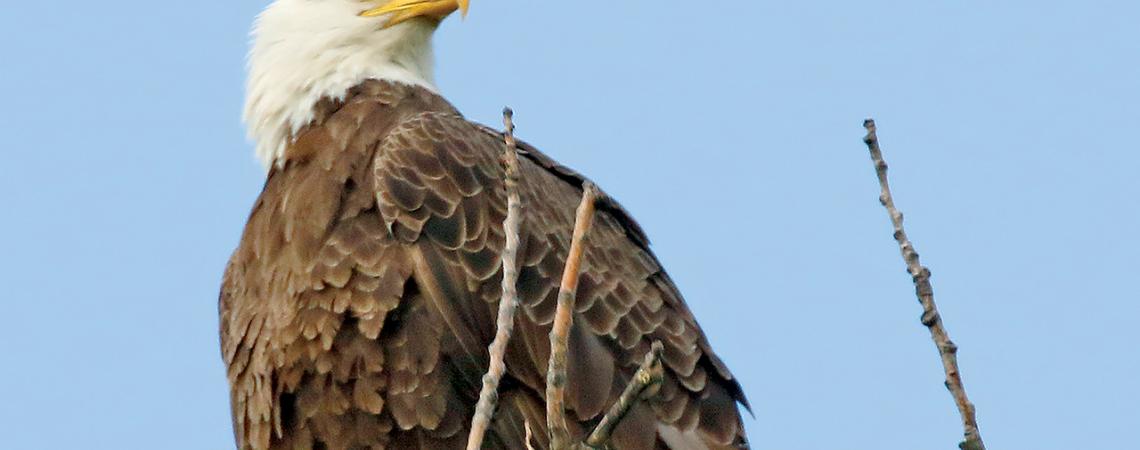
[244,0,468,168]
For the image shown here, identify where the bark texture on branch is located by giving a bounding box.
[582,341,665,449]
[467,108,524,450]
[862,119,986,450]
[463,109,667,450]
[545,182,600,449]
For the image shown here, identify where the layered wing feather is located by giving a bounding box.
[221,81,748,450]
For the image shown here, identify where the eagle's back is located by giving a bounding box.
[221,81,748,450]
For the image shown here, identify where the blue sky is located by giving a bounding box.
[1,1,1137,449]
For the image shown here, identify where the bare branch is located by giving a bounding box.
[467,107,524,450]
[524,420,536,450]
[862,119,986,450]
[582,341,665,449]
[546,183,600,450]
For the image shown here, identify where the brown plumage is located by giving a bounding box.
[220,80,750,450]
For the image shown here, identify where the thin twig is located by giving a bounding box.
[524,420,537,450]
[862,119,986,450]
[546,182,600,450]
[582,341,665,449]
[467,108,524,450]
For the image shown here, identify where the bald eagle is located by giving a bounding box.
[220,1,750,449]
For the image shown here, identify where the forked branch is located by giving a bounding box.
[465,108,665,450]
[862,119,986,450]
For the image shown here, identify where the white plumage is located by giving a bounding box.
[244,0,439,168]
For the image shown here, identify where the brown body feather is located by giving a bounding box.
[220,81,749,450]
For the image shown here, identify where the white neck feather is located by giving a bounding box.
[244,0,439,168]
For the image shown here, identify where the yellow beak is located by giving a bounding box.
[360,0,470,28]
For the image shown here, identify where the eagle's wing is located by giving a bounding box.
[374,110,749,449]
[221,83,748,450]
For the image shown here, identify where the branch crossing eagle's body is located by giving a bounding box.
[222,2,750,449]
